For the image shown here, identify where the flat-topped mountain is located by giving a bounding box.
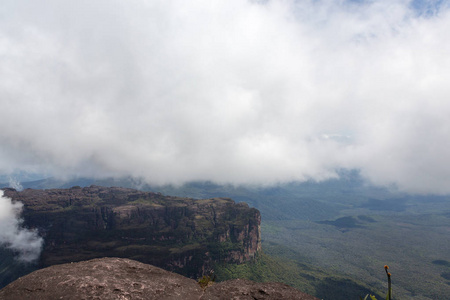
[2,186,261,281]
[0,257,319,299]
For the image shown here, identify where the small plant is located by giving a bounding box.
[198,271,216,289]
[384,265,392,300]
[360,265,392,300]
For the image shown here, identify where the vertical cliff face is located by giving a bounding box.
[3,186,261,278]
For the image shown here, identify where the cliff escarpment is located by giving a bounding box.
[3,186,261,278]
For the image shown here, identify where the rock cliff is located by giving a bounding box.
[0,257,319,299]
[3,186,261,279]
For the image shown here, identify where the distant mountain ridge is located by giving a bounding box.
[0,171,379,221]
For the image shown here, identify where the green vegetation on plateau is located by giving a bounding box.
[142,172,450,300]
[213,251,383,300]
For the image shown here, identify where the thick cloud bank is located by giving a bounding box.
[1,0,450,193]
[0,190,43,262]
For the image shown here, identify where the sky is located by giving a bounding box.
[1,0,450,194]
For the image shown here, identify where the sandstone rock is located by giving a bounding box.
[0,258,319,300]
[0,257,203,300]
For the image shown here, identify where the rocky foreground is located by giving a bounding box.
[0,258,319,300]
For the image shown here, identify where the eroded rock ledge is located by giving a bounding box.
[0,258,319,300]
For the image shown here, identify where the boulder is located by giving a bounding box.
[0,258,319,300]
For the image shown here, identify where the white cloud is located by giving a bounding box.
[0,0,450,193]
[0,190,43,262]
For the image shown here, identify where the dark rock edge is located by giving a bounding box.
[0,257,319,300]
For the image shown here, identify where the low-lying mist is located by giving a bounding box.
[0,190,43,263]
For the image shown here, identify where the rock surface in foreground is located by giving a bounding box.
[0,257,319,300]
